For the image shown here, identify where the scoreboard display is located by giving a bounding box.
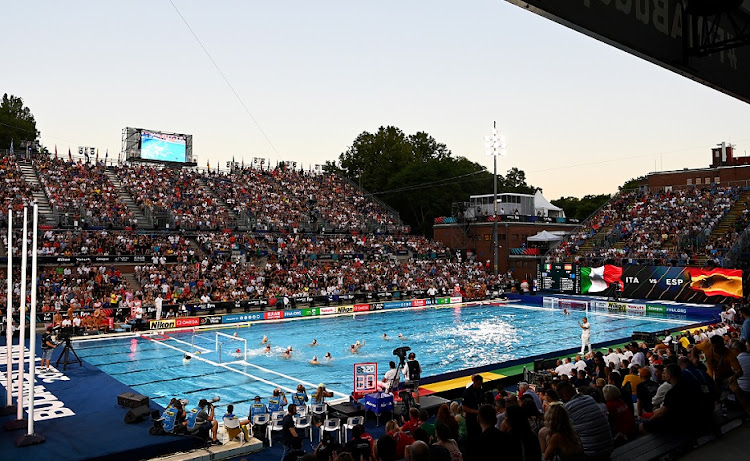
[537,263,578,294]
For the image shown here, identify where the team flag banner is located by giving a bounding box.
[580,265,623,294]
[685,267,743,299]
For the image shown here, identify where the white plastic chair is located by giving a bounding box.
[296,404,309,417]
[342,415,364,442]
[251,413,269,435]
[319,417,341,443]
[266,416,284,447]
[310,403,327,422]
[294,414,313,442]
[223,416,245,445]
[270,410,285,423]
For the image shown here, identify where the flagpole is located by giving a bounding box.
[8,208,28,429]
[22,203,44,445]
[1,210,15,416]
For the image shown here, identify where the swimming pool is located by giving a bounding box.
[74,303,696,418]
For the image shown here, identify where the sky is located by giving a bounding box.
[4,0,750,200]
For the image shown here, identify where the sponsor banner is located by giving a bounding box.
[319,307,337,315]
[337,306,353,314]
[37,255,178,265]
[283,309,303,318]
[370,303,384,310]
[301,308,316,317]
[199,315,223,326]
[666,306,687,315]
[607,301,627,312]
[412,299,426,307]
[223,312,263,324]
[435,297,451,305]
[175,317,199,328]
[590,301,607,312]
[384,301,412,309]
[264,311,283,320]
[625,304,645,314]
[449,296,463,304]
[646,304,666,314]
[353,304,370,312]
[149,319,176,330]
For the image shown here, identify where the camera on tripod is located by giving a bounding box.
[58,327,75,344]
[393,346,411,361]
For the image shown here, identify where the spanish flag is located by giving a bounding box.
[686,268,743,298]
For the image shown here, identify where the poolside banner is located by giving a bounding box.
[199,315,223,326]
[176,317,200,327]
[450,296,463,304]
[223,313,263,324]
[149,319,176,329]
[319,307,337,315]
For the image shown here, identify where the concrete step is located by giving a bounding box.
[17,162,56,224]
[104,170,153,229]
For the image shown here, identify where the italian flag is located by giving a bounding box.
[580,265,623,294]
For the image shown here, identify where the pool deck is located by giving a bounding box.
[0,336,195,461]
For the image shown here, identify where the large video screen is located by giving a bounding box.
[140,130,187,163]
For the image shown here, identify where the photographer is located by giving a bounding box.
[40,326,58,372]
[402,352,422,406]
[192,398,220,445]
[269,388,288,412]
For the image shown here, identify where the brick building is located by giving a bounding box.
[647,143,750,189]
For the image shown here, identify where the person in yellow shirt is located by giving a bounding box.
[622,366,642,397]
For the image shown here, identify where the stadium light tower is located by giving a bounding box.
[484,122,507,276]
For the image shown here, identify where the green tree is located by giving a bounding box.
[551,194,611,220]
[619,175,646,191]
[0,94,39,150]
[334,126,540,235]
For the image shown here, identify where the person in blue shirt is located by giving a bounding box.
[740,307,750,346]
[268,388,288,413]
[292,384,309,407]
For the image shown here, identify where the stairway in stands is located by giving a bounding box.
[122,272,142,292]
[695,189,750,266]
[17,161,56,225]
[103,169,154,229]
[195,176,244,230]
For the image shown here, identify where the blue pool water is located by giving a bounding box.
[74,304,696,418]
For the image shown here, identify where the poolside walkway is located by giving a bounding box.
[0,337,193,461]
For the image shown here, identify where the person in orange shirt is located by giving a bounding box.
[692,335,741,385]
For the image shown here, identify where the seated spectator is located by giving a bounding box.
[385,419,414,460]
[477,404,519,460]
[538,404,584,461]
[636,367,660,416]
[602,385,636,445]
[401,408,421,435]
[500,404,542,461]
[642,363,699,435]
[557,382,613,460]
[373,435,397,461]
[344,423,372,461]
[433,421,462,461]
[314,431,342,461]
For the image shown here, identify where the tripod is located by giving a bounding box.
[56,337,82,370]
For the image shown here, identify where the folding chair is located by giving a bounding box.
[318,417,341,444]
[266,416,284,447]
[251,413,269,441]
[223,416,245,445]
[294,414,313,442]
[342,415,364,442]
[310,403,327,425]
